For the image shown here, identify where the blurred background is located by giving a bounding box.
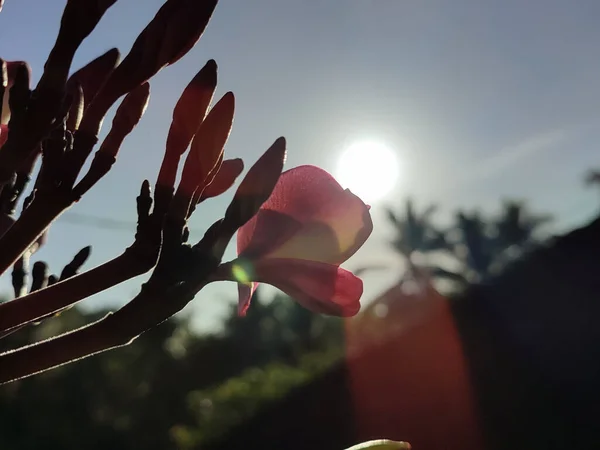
[1,0,600,449]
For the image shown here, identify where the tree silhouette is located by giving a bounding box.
[384,199,552,289]
[441,201,552,284]
[385,199,449,283]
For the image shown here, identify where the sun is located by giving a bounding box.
[335,141,400,202]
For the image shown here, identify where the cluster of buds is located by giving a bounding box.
[0,0,372,386]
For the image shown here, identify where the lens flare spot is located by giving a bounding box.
[231,262,251,284]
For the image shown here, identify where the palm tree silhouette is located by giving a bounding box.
[386,199,449,279]
[434,201,551,285]
[382,198,552,288]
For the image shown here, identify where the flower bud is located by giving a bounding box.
[224,137,286,230]
[1,61,30,125]
[67,48,120,107]
[66,83,84,132]
[82,0,217,134]
[60,0,117,44]
[108,82,150,147]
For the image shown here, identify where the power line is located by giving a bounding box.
[58,212,135,231]
[56,212,206,235]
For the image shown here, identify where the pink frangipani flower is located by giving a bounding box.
[217,165,373,317]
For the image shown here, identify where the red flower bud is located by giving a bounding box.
[199,158,244,202]
[174,91,234,219]
[67,48,120,107]
[38,0,117,94]
[108,82,150,147]
[158,0,219,66]
[158,59,218,190]
[60,0,117,44]
[72,83,150,198]
[1,61,30,125]
[82,0,218,133]
[66,83,84,132]
[223,137,287,230]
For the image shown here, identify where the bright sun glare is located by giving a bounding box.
[335,141,400,203]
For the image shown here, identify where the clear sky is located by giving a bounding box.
[1,0,599,331]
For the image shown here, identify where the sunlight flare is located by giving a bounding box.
[335,141,400,202]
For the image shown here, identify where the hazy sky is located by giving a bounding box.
[1,0,599,331]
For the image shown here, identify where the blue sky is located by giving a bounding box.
[1,0,599,331]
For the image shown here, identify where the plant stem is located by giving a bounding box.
[0,252,151,334]
[0,195,67,276]
[0,312,124,384]
[0,280,197,384]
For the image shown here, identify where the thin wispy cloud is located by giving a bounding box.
[470,128,569,181]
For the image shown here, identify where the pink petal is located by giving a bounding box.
[238,178,371,264]
[265,189,372,265]
[251,258,363,317]
[200,158,244,201]
[260,165,348,223]
[237,209,302,257]
[237,282,257,316]
[238,167,371,265]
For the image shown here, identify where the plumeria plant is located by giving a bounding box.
[0,1,392,447]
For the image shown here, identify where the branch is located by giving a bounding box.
[0,278,204,385]
[0,179,159,333]
[0,193,66,276]
[0,1,115,185]
[0,84,151,277]
[0,250,150,335]
[0,135,289,384]
[0,312,125,385]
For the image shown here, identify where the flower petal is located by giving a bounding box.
[265,189,372,265]
[237,282,257,317]
[237,209,302,258]
[238,165,372,264]
[250,258,363,317]
[260,165,348,222]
